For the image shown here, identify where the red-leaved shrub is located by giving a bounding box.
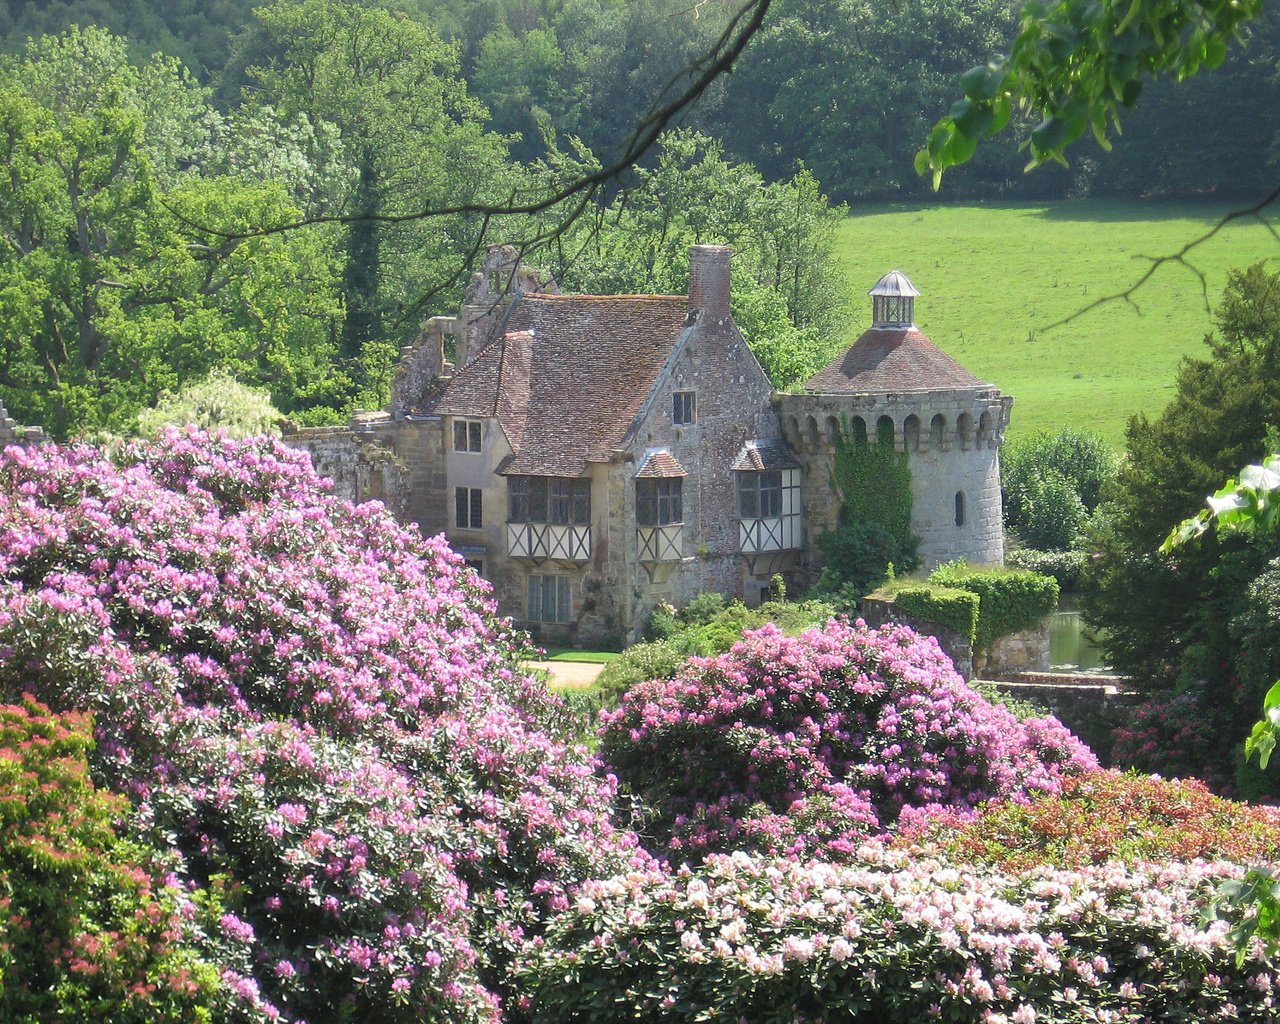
[900,769,1280,871]
[0,695,217,1022]
[1111,690,1235,791]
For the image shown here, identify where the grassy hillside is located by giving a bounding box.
[833,201,1279,447]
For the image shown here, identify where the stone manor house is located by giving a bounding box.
[285,245,1011,646]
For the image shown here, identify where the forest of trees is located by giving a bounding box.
[3,0,1277,201]
[0,2,853,437]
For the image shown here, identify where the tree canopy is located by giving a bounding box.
[4,0,1276,203]
[1082,264,1280,790]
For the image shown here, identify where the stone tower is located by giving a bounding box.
[778,271,1012,568]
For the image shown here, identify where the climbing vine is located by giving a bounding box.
[830,417,913,550]
[815,418,919,603]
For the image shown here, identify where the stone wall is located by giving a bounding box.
[982,618,1052,675]
[0,400,44,447]
[282,418,411,521]
[860,596,975,681]
[779,388,1011,572]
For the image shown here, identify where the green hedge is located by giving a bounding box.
[1005,546,1087,589]
[928,560,1059,650]
[887,583,980,646]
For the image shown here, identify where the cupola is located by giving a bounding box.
[869,270,920,329]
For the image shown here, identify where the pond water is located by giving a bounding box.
[1049,594,1110,672]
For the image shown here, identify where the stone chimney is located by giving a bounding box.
[688,245,733,320]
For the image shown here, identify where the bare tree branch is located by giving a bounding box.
[1044,183,1280,331]
[164,0,772,244]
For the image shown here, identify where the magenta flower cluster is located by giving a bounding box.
[599,619,1097,861]
[516,846,1280,1022]
[0,429,643,1023]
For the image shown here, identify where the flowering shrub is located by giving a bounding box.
[599,620,1096,861]
[0,430,642,1022]
[0,695,218,1022]
[902,770,1280,871]
[515,847,1280,1023]
[1112,689,1234,791]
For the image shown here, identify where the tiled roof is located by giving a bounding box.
[432,341,503,418]
[433,294,691,477]
[805,327,989,394]
[635,450,687,478]
[730,439,799,472]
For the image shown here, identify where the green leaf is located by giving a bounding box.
[990,95,1012,134]
[1204,35,1228,69]
[1030,115,1070,154]
[1246,719,1277,769]
[959,62,1005,101]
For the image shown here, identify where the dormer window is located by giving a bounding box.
[673,391,696,425]
[453,419,482,452]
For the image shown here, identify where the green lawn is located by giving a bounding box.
[541,648,621,663]
[832,200,1279,448]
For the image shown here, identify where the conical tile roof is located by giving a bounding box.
[804,326,990,395]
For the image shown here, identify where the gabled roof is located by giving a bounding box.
[432,293,691,477]
[636,450,687,478]
[804,327,990,395]
[731,440,800,472]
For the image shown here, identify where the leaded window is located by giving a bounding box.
[455,487,482,529]
[453,419,482,452]
[507,476,590,524]
[673,391,696,425]
[637,478,683,526]
[738,470,782,518]
[527,574,571,623]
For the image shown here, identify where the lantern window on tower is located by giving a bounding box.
[869,270,920,328]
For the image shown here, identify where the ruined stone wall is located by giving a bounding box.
[860,600,1052,679]
[282,419,405,517]
[860,596,975,681]
[0,401,44,447]
[394,418,449,536]
[779,388,1011,571]
[390,317,456,419]
[983,619,1052,675]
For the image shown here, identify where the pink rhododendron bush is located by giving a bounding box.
[0,430,643,1024]
[599,619,1098,861]
[515,847,1280,1023]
